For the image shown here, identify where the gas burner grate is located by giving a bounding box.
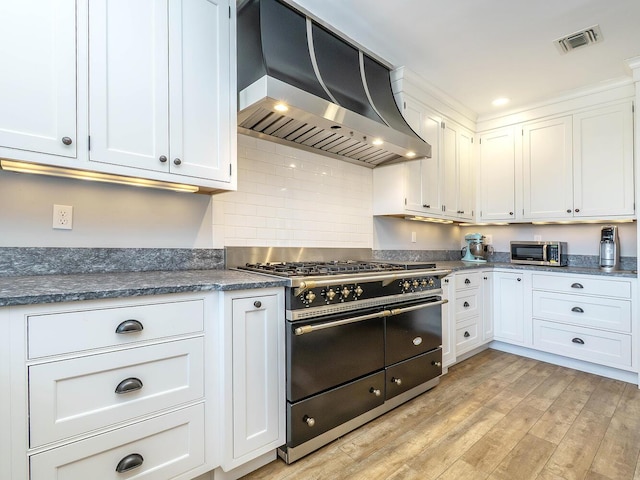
[241,260,409,277]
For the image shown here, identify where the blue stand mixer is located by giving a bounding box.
[461,233,487,262]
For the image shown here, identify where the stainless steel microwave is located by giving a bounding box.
[510,241,567,266]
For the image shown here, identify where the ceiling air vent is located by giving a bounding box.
[554,25,603,54]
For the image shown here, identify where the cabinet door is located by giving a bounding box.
[482,272,494,341]
[168,0,232,181]
[493,272,525,344]
[441,122,458,216]
[231,294,284,459]
[402,97,442,215]
[457,127,474,220]
[522,116,573,219]
[479,127,516,221]
[0,0,76,158]
[441,277,455,367]
[573,102,634,217]
[89,0,170,171]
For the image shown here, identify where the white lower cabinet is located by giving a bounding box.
[4,293,212,480]
[453,271,485,356]
[441,276,455,367]
[219,288,285,472]
[493,270,528,345]
[531,273,634,370]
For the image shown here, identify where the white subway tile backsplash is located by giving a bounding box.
[213,136,373,248]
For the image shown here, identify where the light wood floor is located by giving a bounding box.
[241,349,640,480]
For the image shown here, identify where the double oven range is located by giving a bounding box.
[230,248,450,464]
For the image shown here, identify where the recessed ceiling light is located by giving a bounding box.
[372,138,384,146]
[274,102,289,112]
[492,97,510,107]
[406,151,416,158]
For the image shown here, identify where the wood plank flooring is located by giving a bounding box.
[241,349,640,480]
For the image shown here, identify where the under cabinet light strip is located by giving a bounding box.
[0,160,199,193]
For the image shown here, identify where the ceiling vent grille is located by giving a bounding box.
[555,25,603,54]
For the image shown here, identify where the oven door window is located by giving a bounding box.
[511,245,544,261]
[287,308,385,403]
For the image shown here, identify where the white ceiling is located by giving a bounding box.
[291,0,640,119]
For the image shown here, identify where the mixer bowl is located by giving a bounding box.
[469,242,485,258]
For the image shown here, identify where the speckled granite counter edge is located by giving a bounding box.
[0,269,288,307]
[432,261,637,278]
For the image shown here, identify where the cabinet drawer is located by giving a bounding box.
[532,274,631,299]
[455,272,482,290]
[29,404,205,480]
[533,320,632,368]
[28,299,204,358]
[455,291,480,319]
[29,338,204,448]
[456,319,480,353]
[532,291,631,333]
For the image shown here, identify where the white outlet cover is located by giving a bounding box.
[484,234,493,245]
[53,204,73,230]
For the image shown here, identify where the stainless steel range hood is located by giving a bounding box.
[237,0,431,167]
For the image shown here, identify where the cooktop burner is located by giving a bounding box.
[239,260,436,277]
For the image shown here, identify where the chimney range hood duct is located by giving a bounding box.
[237,0,431,167]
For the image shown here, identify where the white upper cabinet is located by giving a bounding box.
[89,0,233,183]
[0,0,77,158]
[522,116,573,219]
[479,126,516,221]
[573,102,634,218]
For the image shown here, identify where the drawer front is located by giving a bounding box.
[533,291,631,333]
[455,272,482,290]
[288,371,385,448]
[29,338,204,448]
[385,348,442,400]
[456,319,480,353]
[533,319,632,368]
[455,291,479,319]
[29,404,205,480]
[28,299,205,358]
[532,274,631,299]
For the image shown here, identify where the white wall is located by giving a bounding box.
[373,216,460,250]
[211,135,373,248]
[0,170,213,248]
[460,223,637,256]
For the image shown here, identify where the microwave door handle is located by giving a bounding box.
[542,245,548,262]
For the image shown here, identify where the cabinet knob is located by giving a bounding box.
[463,301,470,308]
[574,208,580,213]
[115,377,144,394]
[483,276,488,280]
[464,278,471,284]
[571,283,584,289]
[517,278,521,282]
[571,306,584,313]
[61,136,73,145]
[254,300,262,308]
[115,453,144,473]
[173,158,182,165]
[444,279,449,284]
[567,209,572,213]
[392,377,402,385]
[432,361,442,367]
[303,415,315,427]
[572,337,585,345]
[115,319,144,334]
[370,387,382,397]
[509,212,514,216]
[159,155,168,163]
[464,331,470,338]
[423,204,431,208]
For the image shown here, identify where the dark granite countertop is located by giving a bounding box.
[434,261,637,278]
[0,269,288,307]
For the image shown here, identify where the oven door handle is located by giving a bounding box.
[389,299,448,316]
[294,310,390,336]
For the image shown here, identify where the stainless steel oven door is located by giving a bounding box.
[287,307,386,403]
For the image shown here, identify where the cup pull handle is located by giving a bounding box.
[115,319,144,334]
[571,306,584,313]
[115,377,143,394]
[572,337,585,345]
[115,453,144,473]
[571,283,584,289]
[463,301,470,308]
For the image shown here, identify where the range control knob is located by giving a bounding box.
[341,287,351,298]
[428,278,435,287]
[420,279,428,287]
[325,288,336,301]
[402,281,411,291]
[305,291,316,303]
[355,286,363,297]
[412,280,419,288]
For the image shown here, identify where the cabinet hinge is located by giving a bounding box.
[403,101,406,110]
[404,198,407,205]
[471,137,474,144]
[229,6,231,18]
[633,103,635,113]
[522,129,524,136]
[88,136,91,151]
[441,121,445,129]
[479,138,482,145]
[229,163,232,176]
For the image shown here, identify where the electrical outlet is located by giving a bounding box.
[53,204,73,230]
[484,234,493,245]
[411,231,417,243]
